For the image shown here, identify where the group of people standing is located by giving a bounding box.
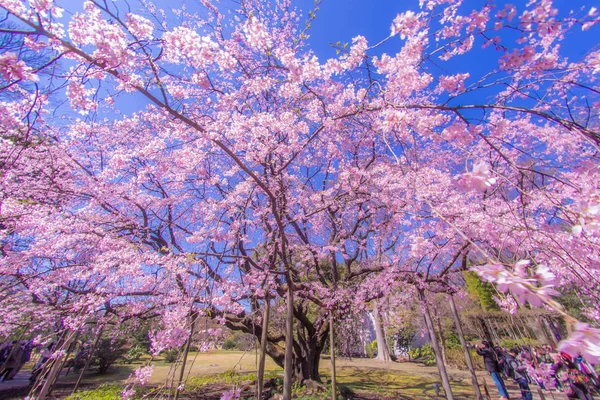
[476,340,598,400]
[0,340,33,381]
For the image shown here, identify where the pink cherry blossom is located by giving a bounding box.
[0,52,38,82]
[558,323,600,364]
[456,161,497,192]
[133,365,154,386]
[1,0,600,395]
[220,389,241,400]
[472,261,560,307]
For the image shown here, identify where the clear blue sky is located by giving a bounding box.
[48,0,599,118]
[295,0,598,56]
[54,0,598,63]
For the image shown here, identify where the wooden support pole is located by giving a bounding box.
[72,326,104,394]
[282,282,294,400]
[37,331,76,400]
[256,296,270,400]
[449,295,483,400]
[419,289,454,400]
[174,312,196,400]
[329,312,337,400]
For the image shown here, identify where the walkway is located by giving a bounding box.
[0,371,32,399]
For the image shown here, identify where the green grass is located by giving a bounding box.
[332,366,475,399]
[184,369,282,390]
[64,383,123,400]
[56,351,485,399]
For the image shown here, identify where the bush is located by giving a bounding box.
[222,338,237,350]
[365,340,377,358]
[445,333,462,350]
[220,332,256,351]
[162,348,179,363]
[93,339,127,374]
[445,348,484,370]
[499,337,541,350]
[408,345,435,366]
[123,344,146,363]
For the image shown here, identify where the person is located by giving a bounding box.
[30,342,54,383]
[0,341,24,381]
[6,340,33,380]
[576,354,600,393]
[553,353,594,400]
[506,348,533,400]
[0,342,11,365]
[476,341,510,400]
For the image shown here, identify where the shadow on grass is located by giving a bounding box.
[334,365,476,399]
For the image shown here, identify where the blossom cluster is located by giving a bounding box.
[0,52,38,82]
[558,323,600,364]
[456,161,497,192]
[471,260,559,307]
[571,189,600,237]
[220,388,242,400]
[492,295,518,315]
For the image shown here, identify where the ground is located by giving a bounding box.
[0,351,567,399]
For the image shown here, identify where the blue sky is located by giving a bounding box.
[36,0,600,120]
[52,0,599,66]
[295,0,407,56]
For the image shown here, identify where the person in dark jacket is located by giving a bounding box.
[6,340,33,380]
[476,341,510,400]
[0,341,23,381]
[507,348,532,400]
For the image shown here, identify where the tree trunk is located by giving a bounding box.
[507,316,519,340]
[329,312,337,400]
[256,314,327,385]
[371,300,391,361]
[419,289,454,400]
[449,295,483,400]
[174,313,195,400]
[293,325,326,383]
[489,318,501,344]
[283,283,294,400]
[532,316,550,344]
[257,296,270,400]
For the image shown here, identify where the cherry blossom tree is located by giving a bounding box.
[1,0,599,399]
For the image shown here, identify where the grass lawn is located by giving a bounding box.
[61,350,502,399]
[0,350,557,399]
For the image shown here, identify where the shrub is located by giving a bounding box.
[408,345,435,366]
[445,348,484,370]
[162,348,179,363]
[499,337,541,350]
[364,340,377,358]
[222,338,237,350]
[220,332,256,351]
[445,333,462,350]
[124,344,146,363]
[93,339,127,374]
